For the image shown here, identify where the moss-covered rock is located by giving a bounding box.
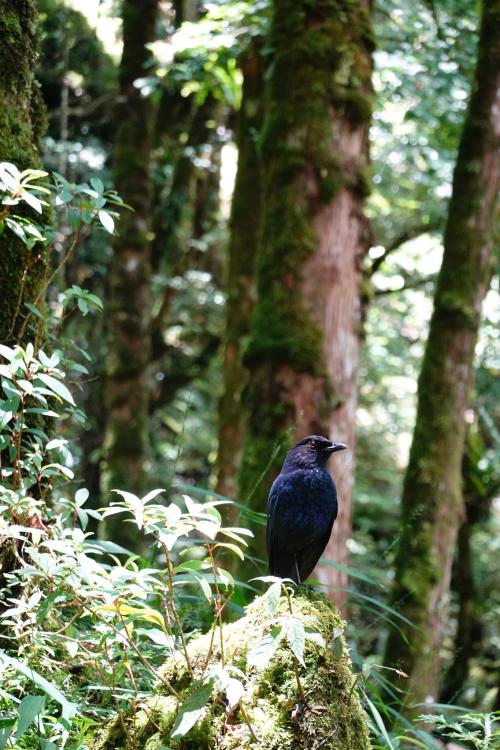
[93,591,371,750]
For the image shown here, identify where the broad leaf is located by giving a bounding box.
[15,695,45,739]
[0,653,77,723]
[263,581,281,616]
[36,374,75,406]
[98,209,114,233]
[247,625,283,671]
[170,679,215,739]
[225,678,244,709]
[282,616,305,666]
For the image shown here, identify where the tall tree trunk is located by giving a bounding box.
[237,0,373,599]
[216,44,264,500]
[440,430,498,703]
[384,0,500,710]
[0,0,47,345]
[101,0,158,544]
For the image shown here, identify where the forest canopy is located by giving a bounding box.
[0,0,498,748]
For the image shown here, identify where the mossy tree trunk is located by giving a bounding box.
[384,0,500,710]
[440,431,498,703]
[0,0,47,345]
[238,0,373,597]
[101,0,159,543]
[216,43,264,500]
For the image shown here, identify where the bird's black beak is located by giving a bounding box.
[324,442,347,454]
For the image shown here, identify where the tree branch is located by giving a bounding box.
[374,272,436,297]
[369,220,441,276]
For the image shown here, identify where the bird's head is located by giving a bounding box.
[283,435,347,470]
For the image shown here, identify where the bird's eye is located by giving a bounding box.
[309,440,317,449]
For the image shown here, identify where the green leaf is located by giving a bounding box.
[263,581,281,616]
[21,190,44,214]
[218,528,249,546]
[341,588,415,627]
[90,177,104,193]
[15,695,45,739]
[36,592,60,624]
[20,168,48,181]
[0,344,15,361]
[318,558,386,589]
[365,696,395,749]
[24,302,45,320]
[304,627,325,648]
[213,542,244,560]
[0,653,76,723]
[174,560,208,573]
[282,616,305,666]
[170,679,215,739]
[193,574,212,602]
[0,411,13,429]
[0,725,14,750]
[35,373,75,406]
[75,488,90,505]
[138,628,175,650]
[247,625,283,671]
[98,209,114,233]
[217,567,234,588]
[225,678,244,709]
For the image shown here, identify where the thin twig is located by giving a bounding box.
[162,544,194,678]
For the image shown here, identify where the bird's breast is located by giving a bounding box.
[274,469,337,547]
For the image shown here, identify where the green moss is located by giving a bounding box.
[93,592,371,750]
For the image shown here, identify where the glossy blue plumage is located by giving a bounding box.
[266,435,344,583]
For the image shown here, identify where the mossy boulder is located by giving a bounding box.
[93,591,371,750]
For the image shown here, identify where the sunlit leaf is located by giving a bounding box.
[281,615,305,666]
[247,625,283,671]
[170,679,215,739]
[36,373,75,406]
[98,209,114,233]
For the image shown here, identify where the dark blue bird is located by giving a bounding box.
[266,435,347,584]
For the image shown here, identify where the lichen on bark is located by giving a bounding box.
[92,591,370,750]
[0,0,48,345]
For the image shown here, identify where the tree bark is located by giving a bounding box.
[0,0,47,345]
[101,0,158,544]
[384,0,500,710]
[237,0,373,601]
[216,44,264,501]
[440,430,498,703]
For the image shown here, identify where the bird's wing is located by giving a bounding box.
[298,513,335,583]
[266,478,281,565]
[266,473,301,577]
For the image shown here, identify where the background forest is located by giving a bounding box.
[0,0,498,748]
